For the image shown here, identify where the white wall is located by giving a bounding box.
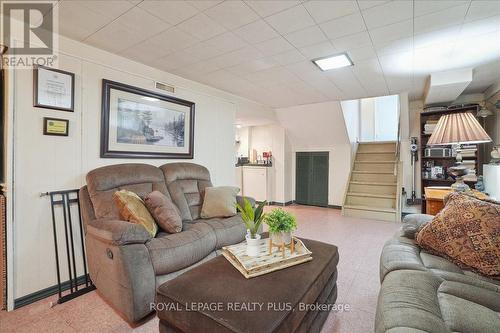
[341,99,360,161]
[235,126,249,158]
[6,36,271,301]
[275,101,351,206]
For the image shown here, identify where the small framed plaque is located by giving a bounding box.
[34,66,75,112]
[43,117,69,136]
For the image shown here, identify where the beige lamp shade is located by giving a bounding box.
[427,112,492,146]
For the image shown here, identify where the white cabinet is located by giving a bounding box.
[242,166,272,202]
[484,164,500,200]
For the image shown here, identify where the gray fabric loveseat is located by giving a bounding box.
[79,162,252,323]
[375,214,500,333]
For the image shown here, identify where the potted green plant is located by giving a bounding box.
[264,208,297,245]
[236,198,267,257]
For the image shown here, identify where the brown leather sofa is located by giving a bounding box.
[79,162,252,323]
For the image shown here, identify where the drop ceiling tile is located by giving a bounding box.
[347,45,378,62]
[369,20,413,45]
[303,0,359,24]
[183,42,226,60]
[57,1,113,40]
[138,0,199,25]
[226,57,279,76]
[85,22,146,53]
[234,20,280,44]
[177,13,227,41]
[465,0,500,22]
[154,50,201,71]
[149,27,200,52]
[299,41,337,59]
[306,77,343,99]
[414,0,468,17]
[205,1,259,30]
[357,1,391,11]
[284,26,327,48]
[414,4,468,34]
[185,0,223,11]
[272,49,306,65]
[75,0,135,19]
[204,32,248,54]
[320,12,366,39]
[361,0,412,29]
[460,15,500,38]
[244,67,301,86]
[331,31,372,51]
[285,61,325,82]
[206,46,264,69]
[254,37,295,56]
[265,5,316,34]
[413,26,460,49]
[374,37,413,56]
[245,0,301,18]
[121,39,173,63]
[113,7,171,39]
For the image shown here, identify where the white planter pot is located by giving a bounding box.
[270,231,292,245]
[245,233,262,257]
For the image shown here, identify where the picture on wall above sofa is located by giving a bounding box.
[100,79,195,159]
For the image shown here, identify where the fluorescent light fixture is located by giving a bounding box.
[142,96,159,102]
[312,53,353,71]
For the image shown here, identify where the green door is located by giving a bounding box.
[295,152,329,207]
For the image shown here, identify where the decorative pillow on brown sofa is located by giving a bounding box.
[144,191,182,233]
[200,186,240,218]
[113,190,158,237]
[416,192,500,277]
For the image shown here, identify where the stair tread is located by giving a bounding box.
[352,171,395,174]
[343,205,396,213]
[357,151,396,154]
[350,181,397,186]
[347,192,396,199]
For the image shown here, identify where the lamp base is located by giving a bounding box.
[451,176,470,192]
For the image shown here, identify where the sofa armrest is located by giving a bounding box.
[86,219,152,246]
[236,195,256,208]
[401,214,434,239]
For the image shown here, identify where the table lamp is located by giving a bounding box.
[427,112,492,191]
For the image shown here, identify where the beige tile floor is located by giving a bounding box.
[0,205,400,333]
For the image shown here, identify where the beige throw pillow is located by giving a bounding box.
[200,186,240,218]
[144,191,182,233]
[113,190,158,237]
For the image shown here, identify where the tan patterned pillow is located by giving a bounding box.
[113,190,158,237]
[416,192,500,277]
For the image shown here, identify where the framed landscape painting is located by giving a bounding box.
[100,79,195,159]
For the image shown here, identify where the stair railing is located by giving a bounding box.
[394,97,403,222]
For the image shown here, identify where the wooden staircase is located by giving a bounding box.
[342,142,401,222]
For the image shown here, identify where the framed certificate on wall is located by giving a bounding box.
[33,66,75,112]
[43,117,69,136]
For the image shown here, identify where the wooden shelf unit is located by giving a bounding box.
[419,104,482,213]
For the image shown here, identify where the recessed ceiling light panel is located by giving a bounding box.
[312,53,353,71]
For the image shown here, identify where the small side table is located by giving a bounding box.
[424,187,490,215]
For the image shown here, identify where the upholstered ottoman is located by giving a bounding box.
[155,238,339,333]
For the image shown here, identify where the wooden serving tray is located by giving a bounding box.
[222,237,313,279]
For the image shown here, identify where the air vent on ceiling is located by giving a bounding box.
[155,81,175,94]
